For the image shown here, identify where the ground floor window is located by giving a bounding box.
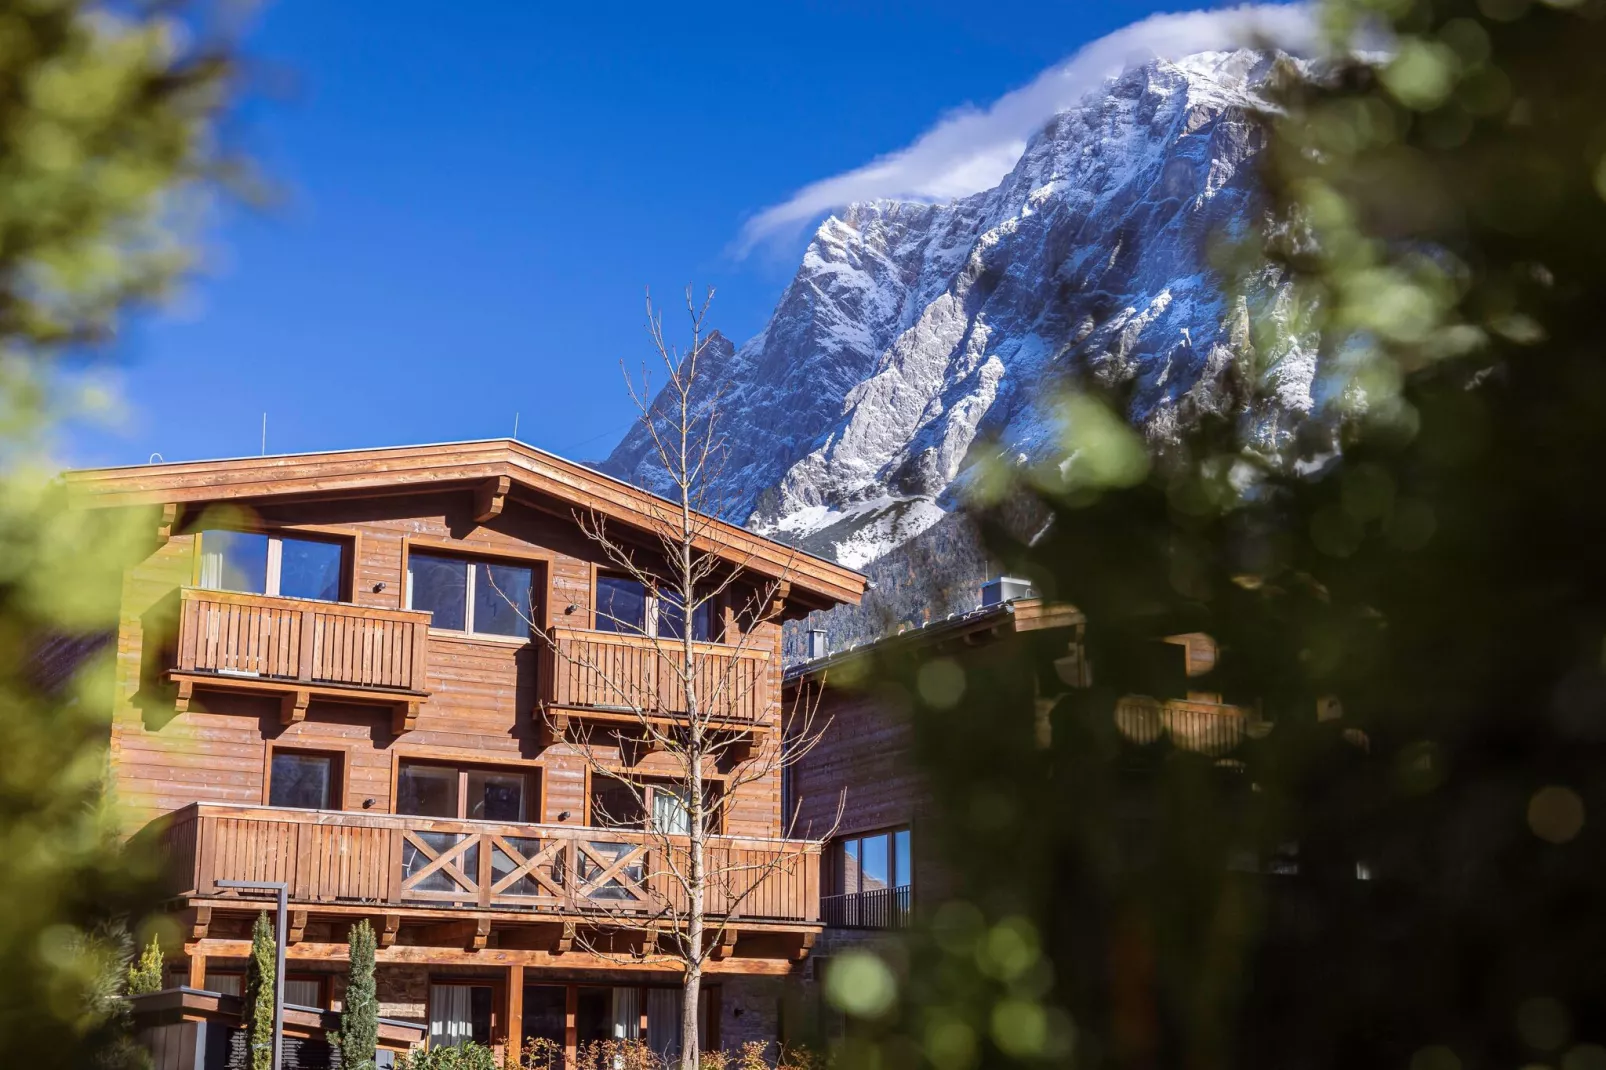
[430,983,494,1049]
[517,982,714,1061]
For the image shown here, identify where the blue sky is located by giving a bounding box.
[66,0,1276,469]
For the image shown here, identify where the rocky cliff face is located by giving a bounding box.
[604,50,1315,646]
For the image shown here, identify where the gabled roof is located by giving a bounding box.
[64,439,866,611]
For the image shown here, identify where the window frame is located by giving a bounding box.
[592,572,720,643]
[836,825,913,896]
[263,744,346,812]
[394,758,542,823]
[193,527,353,603]
[406,550,536,642]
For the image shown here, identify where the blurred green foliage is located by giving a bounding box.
[0,1,236,1065]
[832,1,1606,1069]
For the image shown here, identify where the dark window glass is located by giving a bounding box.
[397,762,459,818]
[466,770,525,821]
[473,561,532,637]
[522,985,567,1047]
[409,553,467,630]
[591,776,646,829]
[894,829,912,888]
[575,987,613,1044]
[279,537,345,602]
[595,575,647,634]
[658,591,714,642]
[269,751,334,810]
[200,530,269,595]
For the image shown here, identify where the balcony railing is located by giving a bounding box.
[152,803,820,923]
[544,626,772,723]
[1113,696,1253,756]
[171,587,431,696]
[821,886,912,929]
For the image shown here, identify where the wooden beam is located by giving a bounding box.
[187,949,206,990]
[156,503,179,545]
[185,937,808,974]
[473,475,511,524]
[288,910,308,945]
[191,905,212,941]
[553,921,575,955]
[505,965,524,1057]
[535,710,570,749]
[711,928,738,961]
[392,700,419,735]
[792,931,817,962]
[174,678,194,714]
[380,914,400,949]
[416,919,491,951]
[280,689,310,725]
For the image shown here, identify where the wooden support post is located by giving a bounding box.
[792,931,817,962]
[156,503,178,546]
[473,475,511,523]
[506,964,524,1060]
[564,983,578,1070]
[711,928,738,961]
[380,914,400,948]
[187,949,206,990]
[553,921,575,955]
[174,678,194,714]
[191,905,212,941]
[288,910,308,945]
[392,699,419,735]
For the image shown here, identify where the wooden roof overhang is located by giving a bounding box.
[63,439,866,617]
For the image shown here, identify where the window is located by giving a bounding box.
[269,749,339,810]
[397,760,533,822]
[589,775,719,834]
[408,552,533,638]
[284,975,326,1009]
[430,983,493,1049]
[203,971,242,997]
[198,530,347,602]
[839,828,912,895]
[594,575,715,641]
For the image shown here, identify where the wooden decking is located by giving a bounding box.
[153,802,821,924]
[1113,696,1256,755]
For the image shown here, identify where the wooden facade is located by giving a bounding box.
[66,440,865,1062]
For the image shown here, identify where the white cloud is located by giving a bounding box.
[736,3,1316,254]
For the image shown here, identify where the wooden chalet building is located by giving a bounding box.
[65,439,865,1064]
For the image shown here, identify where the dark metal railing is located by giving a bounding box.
[822,886,912,929]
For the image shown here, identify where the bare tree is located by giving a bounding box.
[516,288,840,1069]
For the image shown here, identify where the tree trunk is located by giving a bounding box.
[683,827,705,1070]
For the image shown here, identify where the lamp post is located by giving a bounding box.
[216,879,287,1070]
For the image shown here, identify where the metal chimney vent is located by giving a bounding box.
[981,576,1035,607]
[806,628,829,660]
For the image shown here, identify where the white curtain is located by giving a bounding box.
[611,986,641,1040]
[653,788,691,835]
[198,536,223,589]
[283,978,321,1008]
[430,985,475,1049]
[646,988,682,1062]
[202,972,242,997]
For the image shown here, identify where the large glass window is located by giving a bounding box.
[839,827,913,894]
[408,552,532,638]
[595,575,648,634]
[198,530,348,602]
[590,775,718,834]
[397,761,532,822]
[430,983,493,1049]
[594,575,715,641]
[269,750,337,810]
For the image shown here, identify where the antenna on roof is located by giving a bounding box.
[513,412,520,441]
[261,413,267,456]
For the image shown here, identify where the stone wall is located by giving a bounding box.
[376,965,429,1023]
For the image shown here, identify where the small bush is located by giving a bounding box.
[398,1040,499,1070]
[123,933,165,996]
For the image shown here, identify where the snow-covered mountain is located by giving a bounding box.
[604,49,1316,640]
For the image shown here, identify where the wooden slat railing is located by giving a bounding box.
[173,588,430,694]
[1114,696,1253,755]
[544,626,771,722]
[155,803,820,923]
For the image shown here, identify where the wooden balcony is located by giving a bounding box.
[167,588,431,729]
[1114,696,1256,756]
[822,886,912,930]
[152,803,821,924]
[542,626,773,729]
